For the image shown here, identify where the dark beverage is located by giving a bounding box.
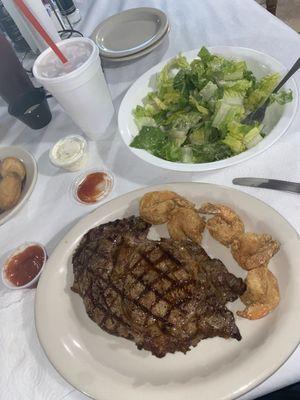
[0,1,29,52]
[0,33,34,104]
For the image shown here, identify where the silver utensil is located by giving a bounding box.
[232,177,300,194]
[243,57,300,125]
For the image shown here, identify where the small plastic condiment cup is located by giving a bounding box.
[1,242,47,290]
[71,168,114,205]
[49,135,88,172]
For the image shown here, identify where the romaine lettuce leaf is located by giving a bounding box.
[189,127,206,145]
[218,79,252,94]
[161,141,182,161]
[189,122,221,145]
[189,95,210,116]
[221,60,247,81]
[189,59,207,89]
[198,47,214,65]
[191,142,233,162]
[244,127,263,149]
[244,73,280,111]
[163,110,202,132]
[222,121,263,153]
[269,89,293,105]
[168,129,187,146]
[134,116,157,130]
[130,126,168,156]
[181,146,194,163]
[173,69,194,95]
[200,81,218,101]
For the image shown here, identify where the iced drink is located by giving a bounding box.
[33,37,115,140]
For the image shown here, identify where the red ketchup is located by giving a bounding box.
[77,172,111,204]
[5,245,45,287]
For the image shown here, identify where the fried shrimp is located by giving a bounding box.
[237,267,280,320]
[231,232,280,270]
[167,207,206,244]
[139,191,194,224]
[199,202,245,247]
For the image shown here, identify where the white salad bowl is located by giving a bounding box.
[118,46,298,172]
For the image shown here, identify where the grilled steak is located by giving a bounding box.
[72,217,246,357]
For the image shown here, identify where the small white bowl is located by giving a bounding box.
[1,242,47,290]
[71,169,114,205]
[49,135,88,172]
[0,146,38,226]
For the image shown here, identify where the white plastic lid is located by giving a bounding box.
[33,37,99,85]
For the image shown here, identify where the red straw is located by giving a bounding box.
[14,0,68,64]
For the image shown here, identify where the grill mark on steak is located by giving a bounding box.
[72,216,246,358]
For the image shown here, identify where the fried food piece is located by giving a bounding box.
[1,157,26,181]
[167,207,206,244]
[0,174,22,210]
[199,202,245,247]
[237,267,280,320]
[139,191,194,224]
[231,232,280,270]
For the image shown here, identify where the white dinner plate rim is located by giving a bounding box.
[0,146,38,226]
[118,46,299,172]
[91,7,168,58]
[35,182,300,400]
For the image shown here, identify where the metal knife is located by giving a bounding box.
[232,178,300,194]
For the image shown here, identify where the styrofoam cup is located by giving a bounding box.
[33,37,115,141]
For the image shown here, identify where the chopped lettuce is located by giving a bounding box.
[161,141,182,162]
[189,95,209,116]
[168,129,187,146]
[130,126,168,157]
[244,127,263,148]
[181,146,194,163]
[130,47,293,164]
[134,116,156,130]
[269,89,293,105]
[162,110,202,132]
[191,142,233,162]
[189,127,206,145]
[218,79,252,94]
[222,121,264,154]
[200,81,218,101]
[244,73,280,112]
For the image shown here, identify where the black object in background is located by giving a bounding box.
[0,33,34,104]
[0,0,29,52]
[55,0,81,25]
[8,88,52,130]
[55,0,76,16]
[256,382,300,400]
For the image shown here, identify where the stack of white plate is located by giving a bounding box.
[90,7,169,62]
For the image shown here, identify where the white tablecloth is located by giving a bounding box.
[1,0,300,399]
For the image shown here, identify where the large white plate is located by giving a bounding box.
[118,47,298,172]
[0,146,37,226]
[35,183,300,400]
[91,7,168,58]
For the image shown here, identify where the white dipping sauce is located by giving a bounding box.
[49,135,88,171]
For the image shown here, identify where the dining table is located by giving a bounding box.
[0,0,300,399]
